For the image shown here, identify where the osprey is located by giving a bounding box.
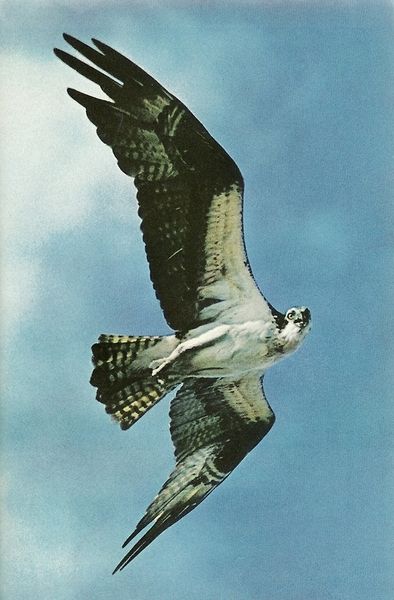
[55,34,311,573]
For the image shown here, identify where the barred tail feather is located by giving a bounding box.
[90,334,178,430]
[99,376,177,431]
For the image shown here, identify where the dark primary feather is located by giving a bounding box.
[54,35,279,332]
[112,376,275,572]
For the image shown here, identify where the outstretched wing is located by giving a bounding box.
[54,35,282,331]
[113,375,275,572]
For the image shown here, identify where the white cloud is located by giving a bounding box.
[0,52,127,335]
[1,507,74,576]
[0,500,80,599]
[0,258,42,336]
[1,53,113,244]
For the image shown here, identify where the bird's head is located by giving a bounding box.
[279,306,311,349]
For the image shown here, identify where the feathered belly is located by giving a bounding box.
[172,321,281,378]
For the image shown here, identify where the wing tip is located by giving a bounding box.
[66,87,103,108]
[112,562,123,575]
[111,559,130,575]
[111,537,143,574]
[112,550,136,574]
[121,524,144,549]
[112,522,164,573]
[53,47,70,62]
[66,87,85,104]
[62,32,74,44]
[91,37,108,53]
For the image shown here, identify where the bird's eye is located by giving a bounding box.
[287,310,295,320]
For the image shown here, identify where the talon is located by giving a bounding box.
[150,358,169,377]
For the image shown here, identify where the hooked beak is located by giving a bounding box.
[302,307,311,327]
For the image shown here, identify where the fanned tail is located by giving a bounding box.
[91,334,179,430]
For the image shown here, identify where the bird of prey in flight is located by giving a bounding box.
[54,34,311,573]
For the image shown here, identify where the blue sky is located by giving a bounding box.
[2,2,393,599]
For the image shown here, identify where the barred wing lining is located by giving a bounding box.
[112,376,275,571]
[54,35,279,331]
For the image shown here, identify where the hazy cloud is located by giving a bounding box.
[1,53,124,334]
[1,6,392,600]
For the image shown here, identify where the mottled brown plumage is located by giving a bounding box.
[54,34,311,572]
